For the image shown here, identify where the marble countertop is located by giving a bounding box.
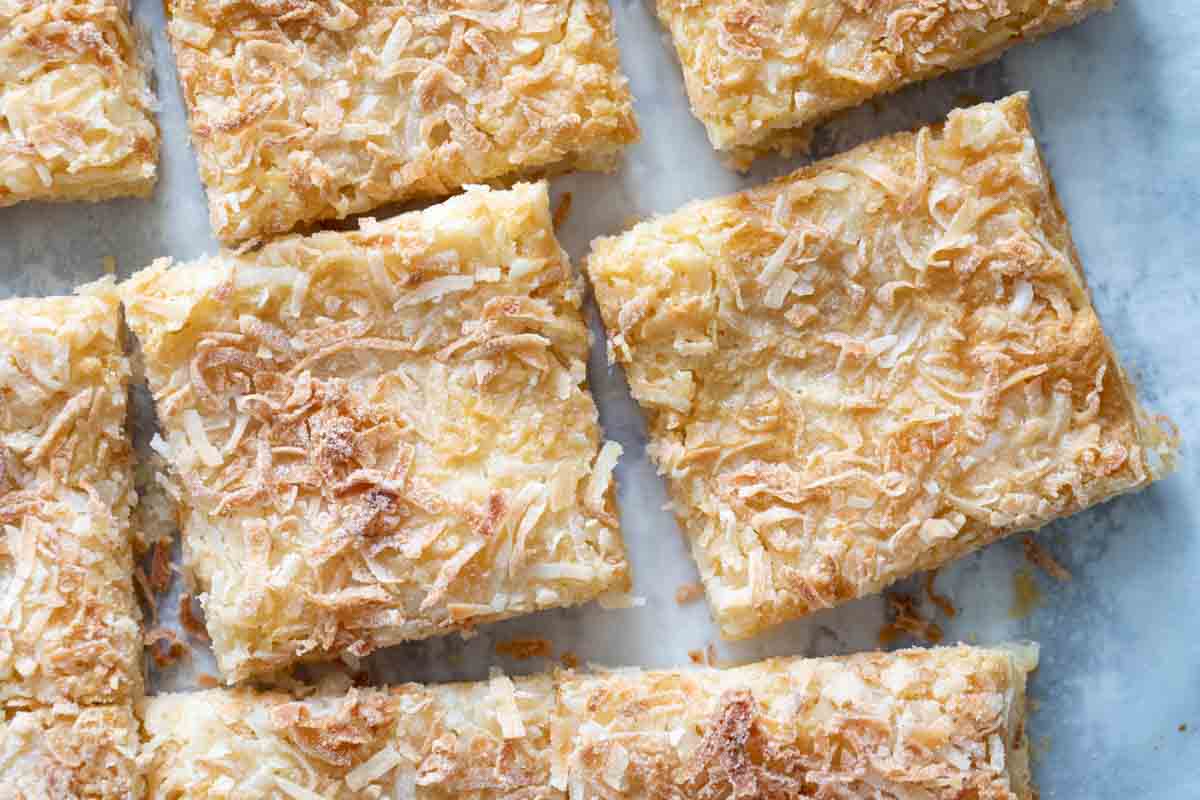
[2,1,1196,796]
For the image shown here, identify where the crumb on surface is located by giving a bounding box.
[178,592,211,643]
[553,192,573,229]
[146,628,188,668]
[923,570,958,618]
[560,651,580,670]
[1009,568,1044,619]
[879,593,943,645]
[495,637,554,660]
[1023,536,1072,582]
[675,581,704,605]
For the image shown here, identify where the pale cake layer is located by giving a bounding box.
[165,0,639,243]
[140,675,558,799]
[554,644,1038,800]
[0,704,142,799]
[0,282,141,708]
[655,0,1112,165]
[587,95,1176,640]
[124,183,629,682]
[0,0,158,205]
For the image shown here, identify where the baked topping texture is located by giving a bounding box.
[554,644,1038,800]
[0,281,142,708]
[165,0,639,244]
[124,183,629,683]
[0,704,143,799]
[140,645,1035,799]
[0,0,158,204]
[655,0,1113,166]
[587,95,1176,640]
[139,674,558,799]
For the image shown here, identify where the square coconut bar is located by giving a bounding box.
[124,182,629,682]
[655,0,1112,166]
[0,0,158,205]
[554,644,1038,799]
[587,94,1176,640]
[0,704,143,798]
[140,674,558,798]
[0,281,141,708]
[164,0,639,243]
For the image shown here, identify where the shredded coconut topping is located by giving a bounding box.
[0,280,142,708]
[655,0,1113,165]
[165,0,639,243]
[0,0,158,204]
[554,645,1039,800]
[587,95,1176,641]
[140,674,558,798]
[124,183,629,682]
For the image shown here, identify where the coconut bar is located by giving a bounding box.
[140,674,557,799]
[0,282,141,708]
[586,94,1175,640]
[164,0,639,244]
[123,183,629,682]
[0,704,143,798]
[553,644,1038,799]
[655,0,1112,166]
[0,0,158,205]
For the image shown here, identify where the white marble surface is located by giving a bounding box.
[2,1,1197,796]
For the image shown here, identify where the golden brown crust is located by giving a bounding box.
[139,675,560,799]
[0,704,143,799]
[165,0,640,244]
[586,95,1176,640]
[123,183,629,682]
[0,281,142,708]
[655,0,1113,165]
[0,0,158,204]
[553,644,1038,800]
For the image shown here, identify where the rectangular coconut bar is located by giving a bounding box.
[0,704,142,798]
[656,0,1112,166]
[139,675,557,799]
[165,0,639,244]
[587,94,1176,640]
[553,644,1038,799]
[124,183,629,683]
[0,0,158,205]
[0,282,141,708]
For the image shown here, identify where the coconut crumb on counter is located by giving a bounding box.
[560,651,580,671]
[0,281,142,708]
[146,628,189,669]
[675,581,705,605]
[178,592,210,644]
[924,570,958,618]
[1023,536,1073,582]
[553,192,574,230]
[496,637,554,661]
[655,0,1113,166]
[163,0,638,243]
[0,0,159,205]
[880,593,943,646]
[587,94,1177,642]
[123,183,630,683]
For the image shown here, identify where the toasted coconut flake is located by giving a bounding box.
[1023,536,1072,582]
